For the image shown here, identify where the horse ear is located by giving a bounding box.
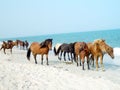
[103,39,105,42]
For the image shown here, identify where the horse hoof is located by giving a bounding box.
[58,58,61,60]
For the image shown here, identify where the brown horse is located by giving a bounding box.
[0,40,17,54]
[27,39,53,65]
[74,42,90,70]
[87,39,114,71]
[16,40,25,50]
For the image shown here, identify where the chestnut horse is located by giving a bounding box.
[0,40,17,54]
[87,39,114,71]
[27,39,53,65]
[74,42,90,70]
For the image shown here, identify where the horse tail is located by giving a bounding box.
[73,42,77,62]
[56,45,61,55]
[53,47,57,55]
[27,48,31,60]
[0,46,3,51]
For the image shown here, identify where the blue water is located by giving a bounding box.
[0,29,120,47]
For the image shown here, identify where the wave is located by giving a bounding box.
[114,47,120,56]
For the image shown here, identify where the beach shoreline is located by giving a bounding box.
[0,47,120,90]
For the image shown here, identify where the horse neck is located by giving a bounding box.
[99,43,108,54]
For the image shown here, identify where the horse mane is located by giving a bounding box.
[40,41,46,48]
[40,39,53,48]
[92,39,106,51]
[93,39,105,44]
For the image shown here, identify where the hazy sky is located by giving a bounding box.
[0,0,120,38]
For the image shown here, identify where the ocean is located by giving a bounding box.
[0,29,120,48]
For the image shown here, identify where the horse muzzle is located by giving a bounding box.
[112,56,115,59]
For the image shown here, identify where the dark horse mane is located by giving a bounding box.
[40,39,53,48]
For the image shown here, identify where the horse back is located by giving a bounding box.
[88,42,102,56]
[30,42,49,54]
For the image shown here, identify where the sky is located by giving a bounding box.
[0,0,120,38]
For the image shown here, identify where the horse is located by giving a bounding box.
[87,42,95,66]
[16,40,25,50]
[54,43,75,62]
[24,40,29,50]
[74,42,90,70]
[54,43,62,56]
[27,39,53,65]
[0,40,18,54]
[87,39,114,71]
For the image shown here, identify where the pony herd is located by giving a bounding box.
[0,38,114,71]
[54,39,114,71]
[0,40,29,54]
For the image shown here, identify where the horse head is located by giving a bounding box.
[106,46,114,59]
[2,41,7,47]
[94,39,114,59]
[40,39,53,50]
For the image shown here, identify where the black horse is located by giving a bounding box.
[54,43,75,62]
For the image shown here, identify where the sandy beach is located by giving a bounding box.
[0,45,120,90]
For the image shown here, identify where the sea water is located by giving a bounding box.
[0,29,120,47]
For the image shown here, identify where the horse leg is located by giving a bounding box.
[87,56,90,70]
[81,58,85,70]
[34,54,37,64]
[10,49,12,54]
[79,54,82,66]
[67,52,70,61]
[100,55,105,71]
[41,55,43,65]
[63,52,66,61]
[58,51,62,60]
[4,48,6,54]
[95,56,99,71]
[46,54,49,65]
[91,55,94,67]
[76,55,78,66]
[73,53,76,62]
[70,53,73,62]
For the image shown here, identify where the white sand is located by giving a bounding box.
[0,46,120,90]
